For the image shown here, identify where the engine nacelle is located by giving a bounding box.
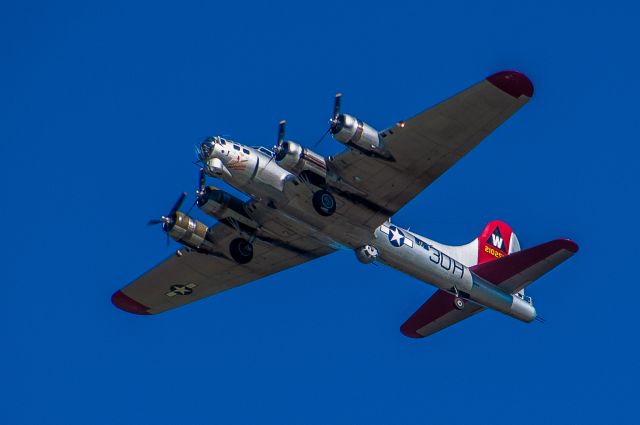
[275,141,327,178]
[355,245,379,264]
[331,114,392,160]
[331,114,381,150]
[167,211,216,253]
[196,187,259,229]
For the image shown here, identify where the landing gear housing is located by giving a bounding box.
[229,238,253,264]
[312,190,336,216]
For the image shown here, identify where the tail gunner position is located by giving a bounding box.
[113,71,578,339]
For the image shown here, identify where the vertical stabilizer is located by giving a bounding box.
[477,220,520,264]
[424,220,520,267]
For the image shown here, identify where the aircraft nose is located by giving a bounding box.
[198,139,215,161]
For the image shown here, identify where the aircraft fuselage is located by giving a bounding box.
[198,136,536,323]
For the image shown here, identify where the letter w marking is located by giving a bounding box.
[491,234,503,250]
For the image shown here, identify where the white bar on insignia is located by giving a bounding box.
[405,239,413,248]
[186,283,197,288]
[380,225,390,234]
[166,292,177,297]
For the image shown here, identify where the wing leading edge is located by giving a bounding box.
[328,71,534,231]
[113,242,331,315]
[113,201,335,315]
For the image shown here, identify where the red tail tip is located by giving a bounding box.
[560,239,579,253]
[400,323,424,339]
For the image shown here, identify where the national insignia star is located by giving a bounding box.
[389,227,405,247]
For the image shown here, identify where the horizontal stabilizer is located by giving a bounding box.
[400,239,578,338]
[400,290,484,338]
[470,239,579,294]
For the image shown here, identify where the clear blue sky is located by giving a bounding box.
[2,1,637,424]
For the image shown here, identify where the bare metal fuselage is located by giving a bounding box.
[200,139,536,323]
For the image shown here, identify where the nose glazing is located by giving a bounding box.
[198,139,215,162]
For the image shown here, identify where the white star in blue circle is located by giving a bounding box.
[388,225,405,247]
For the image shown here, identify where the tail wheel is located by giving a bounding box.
[229,238,253,264]
[454,297,465,310]
[312,190,336,216]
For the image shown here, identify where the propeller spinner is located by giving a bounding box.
[148,192,187,230]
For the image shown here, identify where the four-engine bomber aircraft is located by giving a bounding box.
[112,70,578,338]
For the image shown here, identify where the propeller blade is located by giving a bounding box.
[186,200,197,215]
[198,168,206,195]
[168,192,187,218]
[264,155,274,167]
[267,120,287,167]
[277,120,286,149]
[314,93,343,149]
[313,127,330,148]
[149,193,187,246]
[332,92,342,120]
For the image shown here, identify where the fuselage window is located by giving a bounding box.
[219,139,226,145]
[242,148,250,154]
[233,145,240,151]
[255,146,273,156]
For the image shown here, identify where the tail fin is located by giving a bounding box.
[477,220,521,264]
[400,238,578,338]
[432,220,520,267]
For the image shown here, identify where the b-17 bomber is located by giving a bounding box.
[113,71,578,338]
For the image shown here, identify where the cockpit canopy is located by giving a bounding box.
[195,134,275,164]
[253,146,274,157]
[196,135,236,162]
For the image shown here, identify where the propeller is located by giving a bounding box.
[148,192,187,246]
[148,192,187,229]
[266,120,287,166]
[197,168,206,198]
[185,168,207,215]
[313,92,342,148]
[275,120,286,158]
[331,92,342,130]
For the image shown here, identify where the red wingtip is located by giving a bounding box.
[559,238,579,253]
[111,290,151,315]
[487,70,534,98]
[400,323,424,339]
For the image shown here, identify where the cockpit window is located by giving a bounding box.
[219,139,226,145]
[253,146,274,157]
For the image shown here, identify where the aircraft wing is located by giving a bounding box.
[400,290,485,338]
[400,239,578,338]
[469,239,579,294]
[112,204,334,315]
[328,71,533,230]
